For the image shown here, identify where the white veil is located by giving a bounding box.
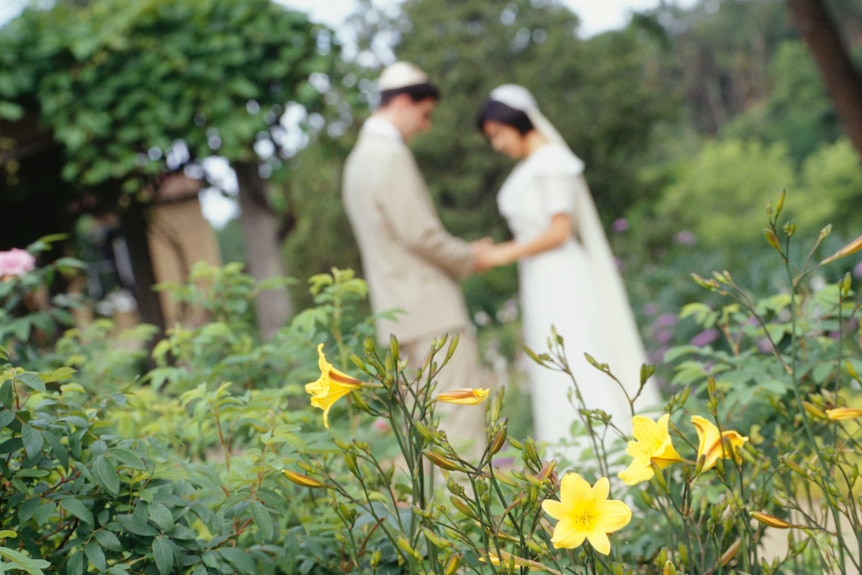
[488,84,656,405]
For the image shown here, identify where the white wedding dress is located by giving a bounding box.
[497,144,661,458]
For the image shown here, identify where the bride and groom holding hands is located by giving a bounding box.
[342,61,661,459]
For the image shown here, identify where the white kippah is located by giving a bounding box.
[378,61,430,91]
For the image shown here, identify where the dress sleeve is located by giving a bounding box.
[533,146,582,219]
[536,173,577,218]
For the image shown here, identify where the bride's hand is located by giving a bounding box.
[474,242,518,271]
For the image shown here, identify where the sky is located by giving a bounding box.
[0,0,695,226]
[277,0,684,38]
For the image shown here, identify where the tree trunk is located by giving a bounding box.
[120,203,165,332]
[786,0,862,160]
[234,160,293,339]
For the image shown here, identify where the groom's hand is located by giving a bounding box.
[471,237,494,272]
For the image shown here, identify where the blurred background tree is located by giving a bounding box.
[0,0,341,336]
[3,0,862,355]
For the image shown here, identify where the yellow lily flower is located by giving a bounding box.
[541,473,632,555]
[618,414,684,485]
[691,415,748,472]
[305,343,362,428]
[825,407,862,421]
[434,388,489,405]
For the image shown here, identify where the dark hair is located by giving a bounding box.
[379,82,441,107]
[475,98,534,135]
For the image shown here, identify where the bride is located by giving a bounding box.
[474,84,661,457]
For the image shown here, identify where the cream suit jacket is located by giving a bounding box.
[343,129,475,344]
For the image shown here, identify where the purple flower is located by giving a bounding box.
[653,313,678,329]
[854,260,862,280]
[612,218,629,233]
[674,230,697,245]
[655,329,673,345]
[690,328,719,347]
[643,303,659,317]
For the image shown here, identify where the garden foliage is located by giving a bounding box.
[2,195,862,574]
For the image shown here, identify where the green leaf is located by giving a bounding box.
[0,409,15,428]
[0,381,12,409]
[85,541,107,572]
[17,498,39,523]
[93,456,120,497]
[60,498,94,526]
[250,501,273,541]
[0,546,51,575]
[152,537,174,575]
[218,547,257,574]
[117,513,157,536]
[44,431,69,469]
[43,367,77,383]
[0,321,23,343]
[662,345,699,363]
[21,424,44,459]
[94,530,123,552]
[201,551,220,570]
[148,502,174,532]
[16,373,46,393]
[0,438,23,455]
[0,101,24,121]
[13,469,49,479]
[34,503,55,526]
[107,448,146,470]
[66,550,84,575]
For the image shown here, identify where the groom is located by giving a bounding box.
[342,61,491,457]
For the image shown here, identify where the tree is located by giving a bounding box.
[722,40,840,163]
[785,0,862,162]
[656,138,797,250]
[641,0,795,136]
[0,0,337,337]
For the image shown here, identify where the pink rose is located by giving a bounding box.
[0,248,36,278]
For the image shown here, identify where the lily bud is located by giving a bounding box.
[395,534,418,559]
[764,228,781,253]
[751,511,791,529]
[537,459,557,481]
[719,540,741,566]
[450,496,479,520]
[802,401,827,420]
[444,554,461,575]
[422,527,450,549]
[434,388,489,405]
[489,420,508,455]
[775,189,786,217]
[281,469,327,488]
[424,450,462,471]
